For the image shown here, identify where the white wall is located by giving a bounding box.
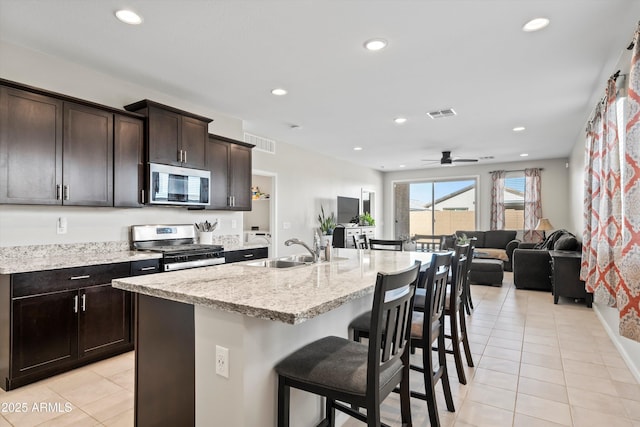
[383,158,571,238]
[251,143,383,257]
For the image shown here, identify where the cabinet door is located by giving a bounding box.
[181,116,207,169]
[63,102,113,206]
[205,137,231,210]
[0,86,63,205]
[148,106,181,166]
[11,291,78,378]
[78,284,131,359]
[114,114,144,207]
[228,144,252,211]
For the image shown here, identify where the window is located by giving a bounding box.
[394,178,477,240]
[504,173,524,230]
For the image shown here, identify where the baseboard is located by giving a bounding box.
[592,303,640,384]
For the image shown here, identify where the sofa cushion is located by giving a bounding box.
[456,231,485,247]
[484,230,517,249]
[475,248,509,261]
[553,235,578,251]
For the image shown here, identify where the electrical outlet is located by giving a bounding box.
[57,217,67,234]
[216,345,229,378]
[231,219,237,229]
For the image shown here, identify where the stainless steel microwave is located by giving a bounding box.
[148,163,210,206]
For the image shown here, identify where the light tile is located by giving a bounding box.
[513,413,570,427]
[608,366,639,384]
[561,358,611,379]
[466,383,516,411]
[519,363,565,386]
[473,367,519,392]
[81,390,134,422]
[482,345,521,362]
[522,341,561,357]
[623,398,640,421]
[102,408,134,427]
[478,355,520,376]
[564,371,618,396]
[34,409,101,426]
[571,406,634,427]
[517,377,569,404]
[567,386,628,416]
[515,393,572,426]
[456,400,514,427]
[53,377,124,408]
[487,336,522,351]
[613,380,640,402]
[521,351,563,370]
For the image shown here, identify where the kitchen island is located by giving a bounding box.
[112,248,433,427]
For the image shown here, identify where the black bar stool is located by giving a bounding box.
[275,261,421,427]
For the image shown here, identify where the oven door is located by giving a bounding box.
[148,163,210,206]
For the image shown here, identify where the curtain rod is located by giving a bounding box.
[488,168,544,174]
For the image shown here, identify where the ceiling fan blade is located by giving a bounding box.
[453,158,478,162]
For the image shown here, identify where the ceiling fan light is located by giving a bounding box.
[364,39,387,51]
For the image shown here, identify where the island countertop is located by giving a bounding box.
[112,248,433,324]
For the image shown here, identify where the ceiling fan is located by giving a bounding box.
[422,151,479,166]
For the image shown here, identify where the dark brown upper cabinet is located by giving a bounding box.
[206,134,253,211]
[63,102,113,206]
[0,86,63,205]
[124,100,212,170]
[114,114,145,207]
[0,80,144,207]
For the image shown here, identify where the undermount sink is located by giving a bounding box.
[244,259,307,269]
[278,255,316,263]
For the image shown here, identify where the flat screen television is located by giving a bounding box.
[337,196,359,224]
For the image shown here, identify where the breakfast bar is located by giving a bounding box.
[112,248,432,427]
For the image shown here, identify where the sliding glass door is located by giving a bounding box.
[394,178,477,241]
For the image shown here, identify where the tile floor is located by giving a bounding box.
[1,272,639,426]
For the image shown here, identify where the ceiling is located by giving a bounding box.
[1,0,638,172]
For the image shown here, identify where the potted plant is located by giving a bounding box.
[317,205,336,235]
[359,212,375,226]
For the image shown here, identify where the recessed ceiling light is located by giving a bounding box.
[522,18,550,32]
[520,153,529,157]
[364,39,387,51]
[512,126,526,132]
[399,164,406,168]
[115,9,143,25]
[394,117,407,124]
[271,88,287,96]
[353,147,363,151]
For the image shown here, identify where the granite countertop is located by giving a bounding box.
[113,249,433,325]
[0,242,162,274]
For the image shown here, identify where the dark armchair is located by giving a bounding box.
[512,231,579,291]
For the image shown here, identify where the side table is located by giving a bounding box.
[549,250,593,308]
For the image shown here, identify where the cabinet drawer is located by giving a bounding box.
[224,247,268,263]
[130,259,162,276]
[12,263,130,298]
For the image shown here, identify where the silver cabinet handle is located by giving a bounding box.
[63,185,69,201]
[140,266,157,271]
[81,294,86,312]
[73,295,78,313]
[56,184,61,200]
[70,275,90,280]
[183,150,187,163]
[243,254,254,258]
[178,150,182,162]
[140,189,145,204]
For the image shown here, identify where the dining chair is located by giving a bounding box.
[275,261,421,427]
[369,239,403,251]
[353,234,369,249]
[349,253,455,427]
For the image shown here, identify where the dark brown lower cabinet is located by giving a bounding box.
[1,262,134,391]
[79,284,131,359]
[12,290,78,380]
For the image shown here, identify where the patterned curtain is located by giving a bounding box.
[490,170,506,230]
[619,26,640,341]
[580,101,604,292]
[523,168,542,242]
[592,78,622,306]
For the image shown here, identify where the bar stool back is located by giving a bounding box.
[353,234,369,249]
[275,261,421,427]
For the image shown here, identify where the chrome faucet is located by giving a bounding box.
[284,238,319,262]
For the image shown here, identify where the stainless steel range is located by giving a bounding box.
[131,224,225,271]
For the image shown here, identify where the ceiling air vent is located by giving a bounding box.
[427,108,457,119]
[244,132,276,154]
